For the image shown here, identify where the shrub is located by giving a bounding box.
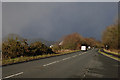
[29,41,53,56]
[2,37,26,59]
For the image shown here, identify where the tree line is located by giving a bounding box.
[102,21,119,50]
[52,22,119,52]
[52,32,103,52]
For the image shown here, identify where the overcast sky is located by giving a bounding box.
[2,2,118,41]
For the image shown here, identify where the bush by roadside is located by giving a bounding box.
[2,50,79,66]
[2,34,54,60]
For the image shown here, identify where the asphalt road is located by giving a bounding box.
[2,49,119,79]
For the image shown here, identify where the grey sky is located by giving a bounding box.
[3,2,118,41]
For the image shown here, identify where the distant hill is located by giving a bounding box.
[27,38,55,47]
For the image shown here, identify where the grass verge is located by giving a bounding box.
[2,50,80,66]
[103,49,120,56]
[98,49,120,62]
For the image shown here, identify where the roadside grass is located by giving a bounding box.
[2,50,80,66]
[103,49,120,56]
[98,49,120,61]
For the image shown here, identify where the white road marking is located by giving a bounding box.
[83,74,86,77]
[4,72,23,79]
[62,57,71,61]
[43,64,47,66]
[62,58,66,60]
[43,60,60,66]
[72,55,77,57]
[66,57,71,59]
[81,52,86,55]
[43,52,87,67]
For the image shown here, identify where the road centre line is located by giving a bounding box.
[47,61,57,65]
[3,72,23,79]
[62,57,71,60]
[72,55,77,57]
[81,52,86,55]
[43,61,58,66]
[62,58,66,60]
[43,52,87,67]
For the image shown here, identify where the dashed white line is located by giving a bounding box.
[43,64,47,67]
[81,52,86,55]
[72,55,77,57]
[62,57,71,60]
[48,61,56,65]
[43,61,60,66]
[4,72,23,79]
[83,74,86,77]
[62,58,66,60]
[43,52,87,67]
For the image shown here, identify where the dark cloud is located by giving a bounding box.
[3,2,118,41]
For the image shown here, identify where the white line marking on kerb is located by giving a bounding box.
[4,72,23,79]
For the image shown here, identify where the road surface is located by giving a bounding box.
[2,49,119,79]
